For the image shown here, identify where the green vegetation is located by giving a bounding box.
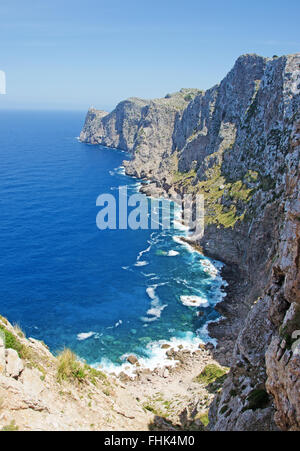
[0,323,32,361]
[0,324,23,355]
[245,170,259,183]
[184,94,193,102]
[1,420,19,431]
[0,315,8,325]
[194,364,229,386]
[195,165,252,228]
[173,168,197,185]
[57,348,110,387]
[144,404,158,414]
[57,349,86,383]
[198,411,209,427]
[13,324,25,339]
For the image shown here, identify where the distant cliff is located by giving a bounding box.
[80,54,300,431]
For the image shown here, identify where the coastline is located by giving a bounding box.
[93,163,230,380]
[133,172,234,369]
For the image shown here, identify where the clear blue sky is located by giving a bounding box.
[0,0,299,111]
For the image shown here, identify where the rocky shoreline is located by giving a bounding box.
[79,53,300,430]
[0,314,228,431]
[134,178,237,367]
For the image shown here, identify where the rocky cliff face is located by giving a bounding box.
[80,53,300,431]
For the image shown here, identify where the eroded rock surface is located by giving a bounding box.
[81,53,300,430]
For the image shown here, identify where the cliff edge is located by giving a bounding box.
[80,53,300,431]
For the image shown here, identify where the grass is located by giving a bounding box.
[194,364,229,387]
[13,324,25,339]
[57,348,110,387]
[57,349,86,383]
[198,411,209,427]
[144,404,158,414]
[174,163,251,228]
[0,324,30,360]
[173,168,197,184]
[1,420,19,431]
[0,318,49,376]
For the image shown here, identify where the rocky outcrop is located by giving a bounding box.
[0,316,151,431]
[80,89,201,181]
[81,53,300,430]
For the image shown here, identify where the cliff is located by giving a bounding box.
[80,53,300,431]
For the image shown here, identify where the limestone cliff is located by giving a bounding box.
[80,53,300,431]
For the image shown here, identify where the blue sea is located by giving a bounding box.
[0,110,225,373]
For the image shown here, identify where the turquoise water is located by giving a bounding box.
[0,110,225,372]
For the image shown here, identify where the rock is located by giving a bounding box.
[205,342,215,351]
[0,336,6,375]
[5,349,24,378]
[163,368,169,378]
[126,355,138,365]
[19,368,44,397]
[161,344,171,350]
[118,371,131,382]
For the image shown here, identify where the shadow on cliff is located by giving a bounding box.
[147,413,206,432]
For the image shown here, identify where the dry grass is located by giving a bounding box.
[57,348,86,383]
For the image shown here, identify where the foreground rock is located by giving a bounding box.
[0,316,151,431]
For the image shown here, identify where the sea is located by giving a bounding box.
[0,110,226,375]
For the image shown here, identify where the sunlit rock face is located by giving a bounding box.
[81,54,300,430]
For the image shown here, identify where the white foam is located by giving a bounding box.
[173,219,190,231]
[172,235,195,254]
[94,331,206,378]
[180,295,209,308]
[77,332,96,341]
[134,261,148,267]
[200,259,220,278]
[141,284,168,322]
[168,250,179,257]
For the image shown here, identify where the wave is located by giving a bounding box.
[134,260,148,267]
[168,250,179,257]
[180,295,209,308]
[95,331,206,378]
[77,331,96,341]
[140,284,168,323]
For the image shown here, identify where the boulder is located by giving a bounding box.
[0,336,6,374]
[163,368,169,378]
[5,348,24,378]
[161,344,171,350]
[126,355,138,365]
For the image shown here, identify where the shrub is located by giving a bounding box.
[0,325,23,356]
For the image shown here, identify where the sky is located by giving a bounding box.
[0,0,299,111]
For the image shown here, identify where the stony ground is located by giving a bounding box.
[0,316,228,431]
